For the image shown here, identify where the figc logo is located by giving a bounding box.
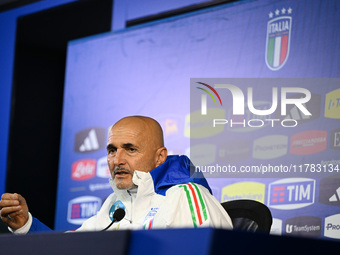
[265,8,292,71]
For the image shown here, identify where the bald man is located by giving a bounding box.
[107,116,167,190]
[0,116,232,233]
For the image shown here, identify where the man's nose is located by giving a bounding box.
[113,149,126,166]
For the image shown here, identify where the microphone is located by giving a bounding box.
[102,208,126,231]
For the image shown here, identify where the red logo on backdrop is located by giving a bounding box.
[72,159,96,181]
[290,130,327,155]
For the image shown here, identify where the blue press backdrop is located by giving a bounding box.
[1,0,339,240]
[54,0,340,240]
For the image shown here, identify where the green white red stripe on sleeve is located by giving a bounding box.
[179,182,208,227]
[143,218,153,230]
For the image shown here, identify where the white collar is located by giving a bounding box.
[109,170,156,197]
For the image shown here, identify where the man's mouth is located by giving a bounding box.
[114,168,132,176]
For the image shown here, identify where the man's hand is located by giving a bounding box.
[0,193,29,230]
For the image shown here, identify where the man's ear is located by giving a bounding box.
[155,147,168,167]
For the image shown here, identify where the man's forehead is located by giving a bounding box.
[109,124,142,137]
[107,126,142,144]
[107,116,162,147]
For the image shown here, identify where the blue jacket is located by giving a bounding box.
[29,155,211,232]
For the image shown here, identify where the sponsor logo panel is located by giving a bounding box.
[221,182,265,203]
[67,196,102,225]
[284,216,321,237]
[324,214,340,239]
[319,174,340,206]
[270,218,282,235]
[275,94,321,124]
[253,135,288,159]
[330,128,340,150]
[290,130,327,155]
[74,128,106,153]
[71,159,96,181]
[185,109,225,138]
[163,119,178,137]
[160,117,180,141]
[268,178,315,209]
[190,144,216,166]
[97,156,111,178]
[210,186,221,201]
[218,140,251,163]
[325,88,340,119]
[89,182,111,192]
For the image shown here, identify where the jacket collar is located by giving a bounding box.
[150,155,212,196]
[109,155,212,196]
[109,170,155,198]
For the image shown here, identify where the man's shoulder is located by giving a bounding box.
[166,182,210,196]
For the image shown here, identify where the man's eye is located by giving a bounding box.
[108,149,116,155]
[129,148,136,152]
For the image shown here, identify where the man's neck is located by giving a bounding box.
[127,185,138,195]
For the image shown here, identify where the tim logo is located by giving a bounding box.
[71,159,96,181]
[325,88,340,119]
[268,178,315,209]
[265,8,292,71]
[67,196,101,225]
[74,128,106,153]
